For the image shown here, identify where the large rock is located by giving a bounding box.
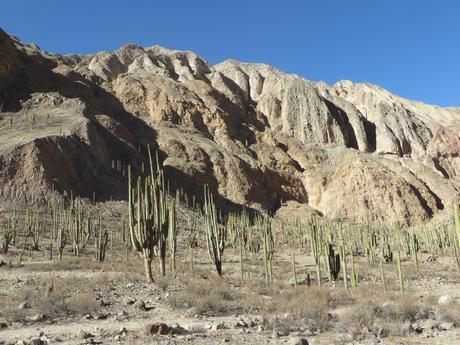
[0,30,459,224]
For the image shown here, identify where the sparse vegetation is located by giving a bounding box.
[0,158,459,344]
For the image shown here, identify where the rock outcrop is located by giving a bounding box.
[0,28,458,224]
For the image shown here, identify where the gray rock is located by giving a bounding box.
[78,330,94,339]
[133,299,146,310]
[234,319,248,328]
[18,302,30,310]
[27,338,45,345]
[145,323,186,336]
[438,294,454,306]
[29,313,45,322]
[420,319,439,330]
[94,312,108,320]
[438,322,455,331]
[289,337,309,345]
[0,318,8,329]
[123,297,136,306]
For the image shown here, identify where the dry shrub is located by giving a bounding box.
[1,275,101,321]
[437,302,460,325]
[330,286,353,306]
[34,283,99,318]
[335,284,385,337]
[0,292,28,321]
[156,276,170,292]
[279,286,332,332]
[168,276,240,316]
[246,278,281,297]
[338,304,379,340]
[65,292,99,315]
[381,296,431,322]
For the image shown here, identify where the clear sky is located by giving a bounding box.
[1,0,459,106]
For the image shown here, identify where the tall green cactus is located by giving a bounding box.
[94,218,108,263]
[409,232,420,272]
[68,198,91,256]
[262,216,274,285]
[128,166,158,282]
[454,203,460,255]
[204,184,226,276]
[396,249,405,297]
[339,226,350,294]
[128,147,176,281]
[380,247,387,297]
[56,225,67,262]
[325,241,340,281]
[310,218,322,286]
[168,198,177,273]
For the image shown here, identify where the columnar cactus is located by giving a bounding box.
[168,198,177,273]
[262,216,274,285]
[325,241,340,281]
[396,249,405,297]
[339,226,350,294]
[56,225,67,261]
[69,198,91,256]
[409,232,420,271]
[204,184,226,276]
[310,218,322,286]
[128,165,158,282]
[94,218,108,263]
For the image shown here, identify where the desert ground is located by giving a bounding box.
[1,200,459,345]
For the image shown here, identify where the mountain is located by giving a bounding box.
[0,29,459,224]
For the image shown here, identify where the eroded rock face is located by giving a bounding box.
[0,30,458,224]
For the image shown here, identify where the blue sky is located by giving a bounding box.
[1,1,459,106]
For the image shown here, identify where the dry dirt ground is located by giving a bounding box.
[1,204,460,345]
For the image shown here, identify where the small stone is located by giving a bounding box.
[211,322,226,331]
[133,299,145,310]
[0,319,8,329]
[438,294,454,306]
[234,319,248,329]
[30,313,45,322]
[79,330,94,339]
[18,302,30,310]
[289,336,309,345]
[420,319,438,330]
[123,297,135,305]
[438,322,455,331]
[410,323,423,334]
[27,338,45,345]
[94,312,108,320]
[145,322,174,335]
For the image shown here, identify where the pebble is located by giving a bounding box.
[289,337,309,345]
[438,294,454,306]
[133,299,146,310]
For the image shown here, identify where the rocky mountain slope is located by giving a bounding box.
[0,28,458,224]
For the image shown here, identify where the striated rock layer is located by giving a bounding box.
[0,28,459,224]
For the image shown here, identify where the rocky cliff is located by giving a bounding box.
[0,29,458,224]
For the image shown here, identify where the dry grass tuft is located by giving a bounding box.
[437,302,460,325]
[380,295,431,322]
[168,275,241,316]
